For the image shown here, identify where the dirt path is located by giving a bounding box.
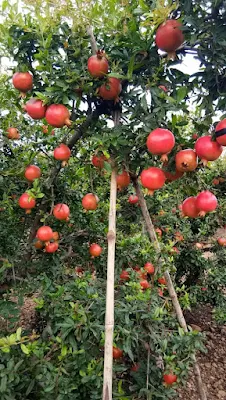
[177,305,226,400]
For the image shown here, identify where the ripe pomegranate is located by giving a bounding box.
[155,20,184,53]
[45,104,71,128]
[175,231,184,241]
[34,240,44,250]
[215,119,226,146]
[182,197,199,218]
[175,149,198,172]
[53,203,70,220]
[195,243,204,249]
[87,50,109,78]
[217,237,226,247]
[89,243,102,257]
[136,269,147,279]
[91,154,107,168]
[131,363,140,372]
[155,228,162,237]
[192,133,198,140]
[6,127,20,140]
[120,270,130,281]
[146,128,175,161]
[164,170,184,182]
[195,191,218,216]
[116,171,130,190]
[140,167,166,195]
[163,373,177,385]
[18,193,36,210]
[195,136,223,165]
[98,77,122,100]
[36,226,53,242]
[82,193,99,210]
[113,346,123,359]
[52,231,59,241]
[45,242,59,253]
[212,178,219,185]
[54,144,71,161]
[140,280,150,290]
[24,165,41,181]
[25,99,47,119]
[12,71,33,93]
[158,277,166,285]
[128,195,139,204]
[144,262,155,275]
[170,246,180,254]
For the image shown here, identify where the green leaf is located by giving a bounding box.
[176,87,188,102]
[21,343,30,355]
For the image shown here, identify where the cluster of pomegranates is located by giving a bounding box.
[182,190,218,218]
[35,226,59,253]
[119,262,156,290]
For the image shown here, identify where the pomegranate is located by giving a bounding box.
[98,77,122,100]
[12,72,33,93]
[45,242,59,253]
[212,178,219,185]
[163,373,177,385]
[42,125,55,135]
[89,243,102,257]
[45,104,71,128]
[146,128,175,161]
[155,228,162,237]
[113,347,123,359]
[195,243,204,249]
[36,226,53,242]
[120,270,130,281]
[6,127,20,140]
[128,194,139,204]
[34,240,44,250]
[24,165,41,181]
[140,167,166,195]
[52,231,59,241]
[215,119,226,146]
[182,197,199,218]
[175,149,198,172]
[140,280,150,290]
[195,191,218,216]
[192,133,198,140]
[144,262,155,275]
[217,238,226,247]
[54,144,71,161]
[116,171,130,190]
[175,231,184,241]
[18,193,36,210]
[158,277,166,285]
[164,170,184,182]
[159,85,168,92]
[155,20,184,53]
[53,203,70,220]
[82,193,98,210]
[87,50,109,78]
[131,363,140,372]
[195,136,223,164]
[91,154,107,168]
[25,99,47,119]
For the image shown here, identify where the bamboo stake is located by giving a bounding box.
[102,167,117,400]
[132,175,207,400]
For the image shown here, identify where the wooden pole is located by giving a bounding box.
[132,175,207,400]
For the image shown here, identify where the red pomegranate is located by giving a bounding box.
[164,170,184,182]
[54,144,71,161]
[195,191,218,217]
[195,136,223,164]
[140,280,150,290]
[25,98,47,119]
[45,104,71,128]
[45,242,59,253]
[217,238,226,247]
[52,231,59,241]
[116,171,130,190]
[215,119,226,146]
[144,262,155,275]
[34,240,44,250]
[36,226,53,242]
[18,193,36,210]
[91,154,107,168]
[89,243,102,257]
[113,347,123,359]
[192,133,198,140]
[131,363,140,372]
[87,50,109,78]
[98,77,122,100]
[82,193,98,210]
[159,85,168,92]
[163,373,177,385]
[53,203,70,220]
[6,127,20,140]
[140,167,166,195]
[182,197,199,218]
[155,20,184,53]
[24,165,41,181]
[175,149,198,172]
[158,277,167,285]
[146,128,175,161]
[12,72,33,93]
[128,194,139,204]
[120,270,130,281]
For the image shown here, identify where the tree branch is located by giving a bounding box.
[87,26,98,55]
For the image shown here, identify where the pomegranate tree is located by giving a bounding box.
[98,77,122,100]
[53,203,70,220]
[54,144,71,162]
[195,191,218,216]
[12,71,33,94]
[6,127,20,140]
[18,193,36,212]
[89,243,102,257]
[45,104,71,127]
[87,50,109,78]
[82,193,99,210]
[24,165,41,181]
[215,119,226,146]
[140,167,166,195]
[116,171,130,190]
[146,128,175,161]
[155,20,184,54]
[25,98,47,119]
[36,226,53,242]
[195,136,223,164]
[182,197,199,218]
[175,149,197,172]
